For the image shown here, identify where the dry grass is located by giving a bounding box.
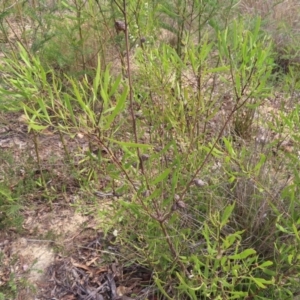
[240,0,300,41]
[239,0,300,72]
[240,0,300,19]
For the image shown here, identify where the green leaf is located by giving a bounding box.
[103,67,110,92]
[292,223,300,240]
[221,203,235,227]
[36,97,50,123]
[254,154,266,172]
[18,43,32,70]
[100,88,109,109]
[28,123,48,131]
[229,248,256,260]
[176,272,203,292]
[63,94,77,126]
[222,137,235,156]
[103,86,128,130]
[208,66,229,73]
[208,18,221,32]
[258,261,273,268]
[0,186,13,201]
[222,231,243,249]
[235,74,241,97]
[93,56,101,95]
[153,275,173,300]
[105,138,152,149]
[151,168,171,185]
[262,268,276,276]
[276,223,290,233]
[250,276,273,289]
[109,74,122,97]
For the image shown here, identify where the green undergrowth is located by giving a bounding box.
[1,0,300,299]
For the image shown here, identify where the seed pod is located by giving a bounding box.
[176,200,186,209]
[193,179,207,187]
[141,154,149,161]
[115,20,126,33]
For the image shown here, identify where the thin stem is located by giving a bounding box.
[119,0,149,185]
[32,132,49,201]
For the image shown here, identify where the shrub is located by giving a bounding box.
[1,1,300,299]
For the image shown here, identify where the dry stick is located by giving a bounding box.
[123,4,142,167]
[112,0,191,276]
[5,19,27,55]
[123,0,187,274]
[2,0,23,11]
[95,138,152,215]
[112,2,185,274]
[159,220,188,275]
[96,138,168,225]
[32,132,49,198]
[58,129,71,162]
[114,0,149,190]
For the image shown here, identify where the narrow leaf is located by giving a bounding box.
[221,203,235,227]
[105,138,152,149]
[251,277,273,289]
[104,86,128,129]
[152,169,171,185]
[229,248,256,260]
